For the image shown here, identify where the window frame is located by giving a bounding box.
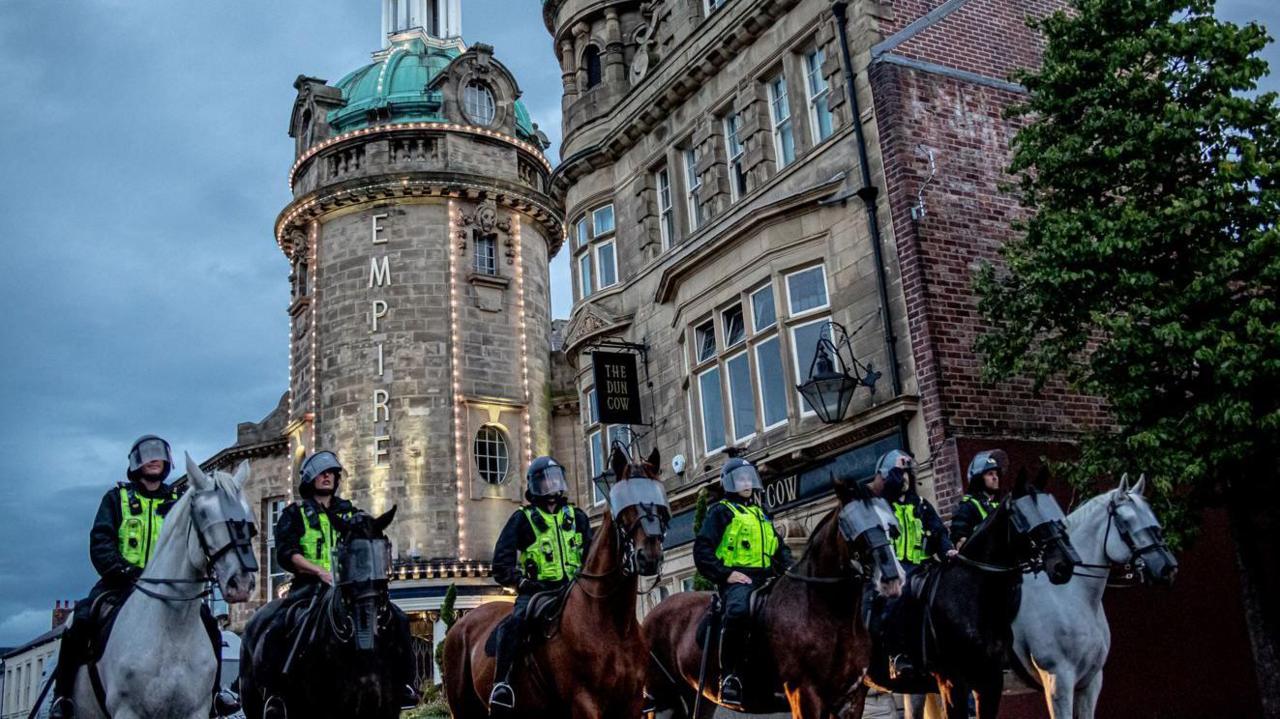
[683,147,703,232]
[790,316,833,418]
[753,334,790,431]
[595,238,618,289]
[265,497,289,599]
[768,73,796,168]
[696,364,727,456]
[724,348,758,444]
[723,112,748,202]
[473,425,511,486]
[578,252,593,298]
[463,81,497,127]
[656,167,675,249]
[804,49,833,143]
[784,264,831,318]
[473,233,497,276]
[592,204,616,236]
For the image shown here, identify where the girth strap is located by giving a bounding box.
[88,662,113,719]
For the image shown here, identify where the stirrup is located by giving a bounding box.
[212,689,241,717]
[49,697,76,719]
[889,653,917,681]
[489,681,515,711]
[719,673,744,707]
[400,683,420,709]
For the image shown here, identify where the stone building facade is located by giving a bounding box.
[540,0,1104,603]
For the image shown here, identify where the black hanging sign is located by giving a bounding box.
[592,351,644,425]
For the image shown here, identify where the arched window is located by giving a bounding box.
[584,46,603,89]
[474,426,510,485]
[463,81,496,126]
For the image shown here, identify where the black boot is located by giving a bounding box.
[49,697,76,719]
[717,625,746,708]
[490,618,520,711]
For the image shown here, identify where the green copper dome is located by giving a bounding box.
[327,37,538,143]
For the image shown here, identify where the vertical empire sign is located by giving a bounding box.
[370,214,392,464]
[591,351,643,425]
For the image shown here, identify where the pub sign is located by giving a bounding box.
[591,351,644,425]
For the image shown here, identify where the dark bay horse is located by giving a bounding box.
[644,478,905,719]
[443,446,669,718]
[240,507,412,719]
[866,474,1080,719]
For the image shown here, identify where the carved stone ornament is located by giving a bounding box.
[562,302,619,351]
[630,2,662,83]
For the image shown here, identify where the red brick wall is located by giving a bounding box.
[869,0,1107,509]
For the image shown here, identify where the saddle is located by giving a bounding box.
[87,590,129,663]
[694,580,775,647]
[484,585,571,657]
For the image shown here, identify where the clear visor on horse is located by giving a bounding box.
[609,477,671,529]
[1115,500,1162,534]
[722,465,763,493]
[529,465,568,496]
[132,439,171,466]
[337,538,392,584]
[1011,493,1068,534]
[838,498,898,547]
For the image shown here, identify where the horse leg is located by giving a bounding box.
[837,682,870,719]
[571,692,605,719]
[1038,668,1075,719]
[940,679,969,719]
[902,693,928,719]
[785,685,829,719]
[972,673,1004,719]
[1074,669,1102,719]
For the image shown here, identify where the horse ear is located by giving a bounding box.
[646,446,661,473]
[232,460,251,491]
[1131,474,1146,496]
[373,505,398,534]
[186,452,212,492]
[1012,468,1029,497]
[1118,473,1129,492]
[611,445,629,481]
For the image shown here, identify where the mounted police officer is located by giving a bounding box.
[950,451,1003,548]
[866,448,955,679]
[693,457,793,708]
[272,451,360,601]
[488,456,592,711]
[49,435,239,719]
[270,450,419,707]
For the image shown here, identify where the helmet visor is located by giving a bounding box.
[131,438,171,469]
[722,465,763,493]
[529,465,568,497]
[301,452,343,485]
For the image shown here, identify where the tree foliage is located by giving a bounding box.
[976,0,1280,542]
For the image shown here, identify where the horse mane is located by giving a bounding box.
[959,493,1009,558]
[790,503,842,571]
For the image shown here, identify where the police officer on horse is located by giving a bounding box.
[270,450,418,707]
[693,457,793,708]
[49,435,239,719]
[272,451,359,600]
[950,451,1003,548]
[488,456,592,711]
[866,449,955,678]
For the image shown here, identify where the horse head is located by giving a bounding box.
[832,474,904,598]
[1006,468,1080,585]
[333,506,397,651]
[607,445,669,577]
[1106,475,1178,585]
[184,454,258,603]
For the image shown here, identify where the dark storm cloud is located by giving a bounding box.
[0,0,1274,645]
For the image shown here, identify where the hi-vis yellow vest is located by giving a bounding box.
[519,506,584,582]
[117,485,179,569]
[714,500,778,569]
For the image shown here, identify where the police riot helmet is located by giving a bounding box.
[127,435,173,481]
[300,451,344,496]
[526,456,569,499]
[967,450,1002,485]
[875,449,913,480]
[720,457,763,494]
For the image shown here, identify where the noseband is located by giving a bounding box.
[134,489,258,603]
[1073,498,1170,584]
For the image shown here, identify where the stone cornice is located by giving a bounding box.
[289,122,552,192]
[275,175,565,258]
[560,302,632,357]
[549,0,803,200]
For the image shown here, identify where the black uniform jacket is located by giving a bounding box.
[491,504,592,594]
[89,480,179,587]
[693,499,794,586]
[273,496,359,584]
[949,490,998,544]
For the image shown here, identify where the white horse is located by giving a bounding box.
[73,454,259,719]
[1011,475,1178,719]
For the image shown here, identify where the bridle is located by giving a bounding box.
[955,499,1071,576]
[576,464,670,597]
[1070,496,1169,585]
[133,487,258,603]
[785,502,894,585]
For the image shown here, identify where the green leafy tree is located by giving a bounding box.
[433,584,459,685]
[692,488,715,591]
[975,0,1279,710]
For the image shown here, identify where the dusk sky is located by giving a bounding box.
[0,0,1276,646]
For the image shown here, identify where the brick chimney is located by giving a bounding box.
[52,600,73,629]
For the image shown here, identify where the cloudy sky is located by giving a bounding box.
[0,0,1276,647]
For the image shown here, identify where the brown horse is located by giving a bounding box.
[444,446,669,719]
[644,478,904,719]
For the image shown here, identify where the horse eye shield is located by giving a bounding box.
[193,492,259,570]
[838,498,898,547]
[609,478,671,533]
[1011,493,1067,534]
[337,538,392,585]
